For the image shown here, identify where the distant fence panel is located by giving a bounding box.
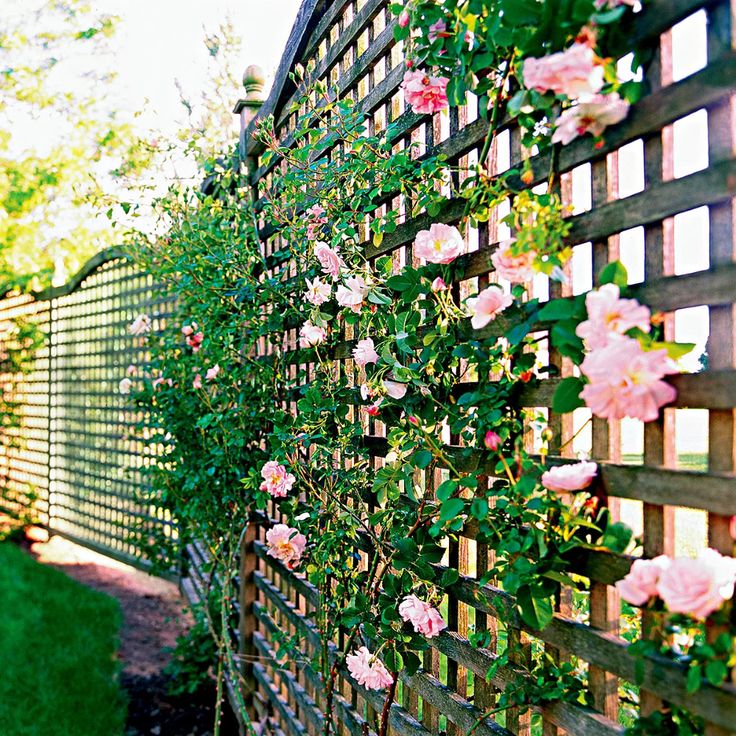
[0,249,177,571]
[215,0,736,734]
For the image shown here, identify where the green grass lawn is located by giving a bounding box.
[0,543,126,736]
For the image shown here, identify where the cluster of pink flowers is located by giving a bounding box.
[491,239,537,283]
[401,69,449,115]
[413,223,464,264]
[182,323,204,352]
[467,286,513,330]
[299,321,326,348]
[336,275,369,312]
[314,241,345,279]
[616,548,736,620]
[346,647,394,690]
[129,314,152,336]
[259,460,296,498]
[398,595,447,637]
[541,461,598,492]
[305,204,327,240]
[353,338,379,367]
[265,523,307,568]
[152,376,174,390]
[576,284,676,422]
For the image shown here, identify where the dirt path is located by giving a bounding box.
[27,531,238,736]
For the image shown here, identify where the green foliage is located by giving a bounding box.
[164,606,217,696]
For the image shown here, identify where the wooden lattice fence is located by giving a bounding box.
[208,0,736,734]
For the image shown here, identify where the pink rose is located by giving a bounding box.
[206,364,220,381]
[353,338,379,367]
[119,377,132,395]
[484,430,501,451]
[181,324,194,336]
[427,19,447,42]
[431,277,448,292]
[401,69,449,115]
[615,556,671,606]
[266,523,307,568]
[346,647,393,690]
[186,331,204,352]
[192,374,202,389]
[399,595,447,638]
[576,283,651,349]
[552,93,630,146]
[490,239,537,283]
[541,461,598,492]
[314,241,345,279]
[398,9,410,27]
[656,549,736,619]
[259,460,296,498]
[335,275,368,313]
[304,276,331,306]
[126,364,137,376]
[129,314,152,336]
[467,286,513,329]
[384,380,407,399]
[414,223,464,264]
[580,337,677,422]
[299,321,326,348]
[523,43,604,99]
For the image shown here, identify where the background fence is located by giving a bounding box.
[0,248,176,570]
[220,0,736,734]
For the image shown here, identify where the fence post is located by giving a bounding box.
[238,515,259,726]
[234,65,266,161]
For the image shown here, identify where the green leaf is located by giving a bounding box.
[470,497,488,520]
[686,664,702,694]
[537,298,576,321]
[705,660,728,687]
[516,585,554,630]
[552,376,585,413]
[436,479,458,501]
[599,261,628,288]
[412,450,433,469]
[601,521,633,553]
[439,497,465,522]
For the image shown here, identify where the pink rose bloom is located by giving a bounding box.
[384,380,407,399]
[523,43,604,99]
[616,556,671,606]
[346,647,393,690]
[491,239,537,283]
[399,595,447,638]
[431,277,448,292]
[552,93,630,145]
[314,241,345,279]
[576,283,651,349]
[580,337,677,422]
[181,324,195,337]
[299,321,326,348]
[206,364,220,381]
[119,377,132,395]
[126,364,137,376]
[259,460,296,498]
[186,331,204,352]
[304,276,331,306]
[402,69,449,115]
[353,338,379,367]
[266,523,307,568]
[335,275,368,313]
[484,430,501,451]
[656,549,736,619]
[129,314,152,336]
[467,286,513,330]
[427,19,447,42]
[414,223,464,264]
[192,374,202,389]
[541,461,598,492]
[398,9,410,27]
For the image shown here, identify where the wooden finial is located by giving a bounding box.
[235,64,266,126]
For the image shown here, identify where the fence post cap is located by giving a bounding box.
[242,64,266,97]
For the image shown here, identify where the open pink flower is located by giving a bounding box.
[656,549,736,619]
[314,241,345,279]
[384,380,407,399]
[402,69,449,115]
[580,337,677,421]
[490,239,537,283]
[259,460,296,498]
[266,523,307,568]
[576,284,651,349]
[414,223,464,264]
[353,338,379,367]
[192,374,202,389]
[206,364,220,381]
[187,331,204,352]
[541,461,598,492]
[467,286,513,330]
[616,556,671,606]
[346,647,393,690]
[119,377,132,395]
[552,93,630,145]
[129,314,152,336]
[336,275,368,313]
[299,321,326,348]
[523,43,604,99]
[126,364,137,376]
[304,276,331,306]
[399,595,447,638]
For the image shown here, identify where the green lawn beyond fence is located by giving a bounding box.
[0,543,125,736]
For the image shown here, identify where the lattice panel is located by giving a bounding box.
[236,0,736,734]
